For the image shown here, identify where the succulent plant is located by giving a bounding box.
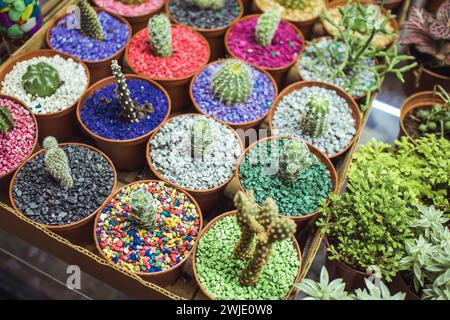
[278,138,312,186]
[43,136,73,189]
[78,0,104,41]
[110,60,154,124]
[255,9,281,47]
[0,106,15,135]
[300,95,330,137]
[190,119,213,160]
[119,0,145,4]
[274,0,311,10]
[341,2,383,35]
[353,279,406,300]
[129,188,158,230]
[212,59,253,105]
[22,62,61,98]
[147,14,173,58]
[185,0,224,10]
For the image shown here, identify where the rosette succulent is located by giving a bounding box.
[22,62,61,98]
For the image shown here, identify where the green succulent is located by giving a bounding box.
[22,62,61,98]
[0,106,15,134]
[353,279,406,300]
[147,14,172,58]
[190,119,213,160]
[43,136,73,189]
[278,138,312,186]
[78,0,104,41]
[129,188,158,230]
[274,0,311,10]
[300,94,330,137]
[185,0,224,10]
[255,9,281,47]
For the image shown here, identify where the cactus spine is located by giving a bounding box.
[43,137,73,189]
[190,119,213,160]
[255,9,282,47]
[22,62,61,98]
[129,188,158,229]
[78,0,104,41]
[0,106,15,135]
[274,0,310,10]
[212,59,253,105]
[111,60,154,124]
[300,95,330,137]
[278,138,312,185]
[185,0,224,10]
[147,15,173,58]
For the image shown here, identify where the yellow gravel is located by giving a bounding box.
[255,0,327,22]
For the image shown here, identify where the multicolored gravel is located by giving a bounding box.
[94,0,165,17]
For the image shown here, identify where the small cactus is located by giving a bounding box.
[78,0,104,41]
[255,9,282,47]
[278,138,312,186]
[185,0,224,10]
[43,137,73,189]
[274,0,310,10]
[212,59,253,105]
[129,188,158,230]
[0,106,15,135]
[190,119,213,160]
[22,62,61,98]
[148,15,173,58]
[300,95,330,137]
[111,60,153,124]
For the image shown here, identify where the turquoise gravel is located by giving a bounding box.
[195,215,300,300]
[238,138,332,216]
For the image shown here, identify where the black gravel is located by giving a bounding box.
[12,145,115,226]
[168,0,241,30]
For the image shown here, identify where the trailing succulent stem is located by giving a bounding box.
[147,14,173,58]
[22,62,61,98]
[212,59,253,105]
[190,119,213,160]
[300,95,330,137]
[185,0,224,10]
[111,60,153,124]
[0,106,15,135]
[129,188,158,230]
[43,136,73,189]
[278,138,312,186]
[255,9,281,47]
[274,0,310,10]
[78,0,104,41]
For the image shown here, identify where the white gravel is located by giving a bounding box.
[149,115,242,190]
[271,86,356,157]
[1,55,89,114]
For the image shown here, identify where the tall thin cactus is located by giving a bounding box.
[78,0,104,41]
[43,136,73,189]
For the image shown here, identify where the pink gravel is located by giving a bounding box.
[93,0,164,17]
[0,98,36,176]
[127,25,210,80]
[226,17,303,69]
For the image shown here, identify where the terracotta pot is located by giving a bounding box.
[224,14,305,89]
[0,95,38,193]
[0,49,91,142]
[390,274,421,300]
[166,0,244,61]
[236,136,339,230]
[76,75,171,171]
[93,0,165,34]
[125,27,211,112]
[192,210,302,300]
[147,114,244,213]
[93,179,203,287]
[268,81,362,160]
[46,8,132,85]
[190,60,279,131]
[9,143,117,245]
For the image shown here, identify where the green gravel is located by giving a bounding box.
[238,138,332,216]
[195,215,300,300]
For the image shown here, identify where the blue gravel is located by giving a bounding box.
[49,11,130,61]
[192,63,276,124]
[80,79,169,140]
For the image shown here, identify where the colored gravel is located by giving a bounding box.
[12,144,115,226]
[0,98,36,176]
[254,0,326,21]
[80,79,169,140]
[96,181,201,273]
[238,138,332,216]
[192,62,276,124]
[49,11,130,61]
[94,0,164,17]
[127,25,209,80]
[227,16,303,69]
[168,0,241,30]
[195,215,299,300]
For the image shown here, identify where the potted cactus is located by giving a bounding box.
[269,81,361,158]
[193,190,302,300]
[94,180,202,286]
[0,95,37,190]
[125,14,210,111]
[9,136,116,241]
[190,58,278,130]
[166,0,243,60]
[77,60,170,171]
[46,0,131,83]
[0,49,90,141]
[225,11,304,86]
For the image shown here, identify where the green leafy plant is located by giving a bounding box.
[190,119,213,160]
[78,0,104,41]
[0,106,15,134]
[129,188,158,229]
[43,136,73,189]
[185,0,224,10]
[255,9,281,47]
[300,94,330,137]
[22,62,61,98]
[278,138,312,186]
[147,14,172,58]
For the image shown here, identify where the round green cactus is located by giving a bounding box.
[212,59,253,105]
[129,188,158,230]
[274,0,310,10]
[278,138,313,186]
[22,62,61,98]
[0,106,15,135]
[300,95,330,137]
[147,14,173,58]
[190,119,213,160]
[43,136,73,189]
[255,9,282,47]
[185,0,224,10]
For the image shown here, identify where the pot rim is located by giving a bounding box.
[406,45,450,81]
